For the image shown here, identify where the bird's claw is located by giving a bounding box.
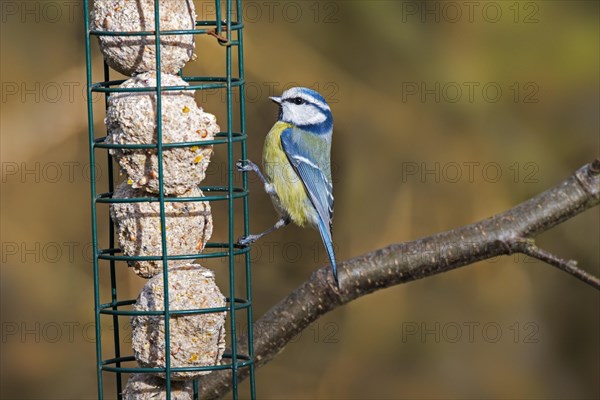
[236,159,256,173]
[237,234,259,246]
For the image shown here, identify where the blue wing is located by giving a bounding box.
[281,127,337,283]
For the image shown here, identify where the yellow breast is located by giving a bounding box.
[262,122,314,227]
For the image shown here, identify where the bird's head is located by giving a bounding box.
[270,87,333,134]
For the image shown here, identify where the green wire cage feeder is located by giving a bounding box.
[83,0,255,398]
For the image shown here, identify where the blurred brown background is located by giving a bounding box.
[1,1,599,399]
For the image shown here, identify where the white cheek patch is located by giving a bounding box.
[302,106,327,125]
[284,104,326,126]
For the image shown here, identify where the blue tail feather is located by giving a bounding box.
[317,218,338,286]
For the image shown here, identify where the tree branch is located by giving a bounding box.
[507,238,600,289]
[198,159,600,399]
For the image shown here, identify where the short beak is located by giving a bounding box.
[269,96,282,104]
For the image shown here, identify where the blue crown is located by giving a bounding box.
[296,87,328,108]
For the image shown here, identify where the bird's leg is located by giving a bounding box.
[237,159,279,197]
[237,159,268,184]
[237,159,289,245]
[237,159,279,198]
[238,217,290,246]
[235,160,276,196]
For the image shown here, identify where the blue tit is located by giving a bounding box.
[237,87,338,285]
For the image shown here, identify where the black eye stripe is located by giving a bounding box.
[284,97,306,105]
